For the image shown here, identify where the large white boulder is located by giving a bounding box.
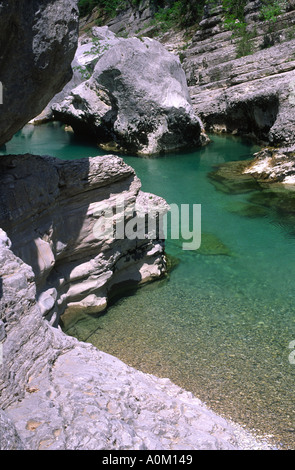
[53,29,208,155]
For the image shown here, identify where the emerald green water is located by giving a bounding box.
[2,123,295,449]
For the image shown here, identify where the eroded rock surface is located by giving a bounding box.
[180,0,295,185]
[0,0,79,146]
[0,232,274,450]
[51,28,208,155]
[0,153,168,324]
[183,1,295,147]
[243,146,295,185]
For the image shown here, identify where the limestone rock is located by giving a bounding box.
[52,29,207,155]
[0,410,25,450]
[30,27,120,125]
[0,153,168,323]
[0,237,273,450]
[243,146,295,184]
[182,1,295,147]
[0,0,79,146]
[80,0,158,37]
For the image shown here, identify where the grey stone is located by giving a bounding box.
[0,226,274,450]
[0,153,168,322]
[52,28,208,155]
[243,145,295,184]
[0,410,25,450]
[179,0,295,182]
[182,1,295,147]
[0,0,79,145]
[30,27,120,125]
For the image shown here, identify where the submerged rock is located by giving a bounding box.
[208,152,295,235]
[225,201,269,219]
[198,232,232,256]
[52,28,208,155]
[208,160,262,194]
[248,187,295,215]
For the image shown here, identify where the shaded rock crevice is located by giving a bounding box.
[0,0,79,146]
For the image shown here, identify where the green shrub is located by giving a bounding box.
[78,0,131,18]
[236,28,254,58]
[260,1,284,22]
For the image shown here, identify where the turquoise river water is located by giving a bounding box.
[2,122,295,449]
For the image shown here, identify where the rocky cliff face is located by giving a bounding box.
[180,0,295,183]
[0,0,277,451]
[0,0,79,146]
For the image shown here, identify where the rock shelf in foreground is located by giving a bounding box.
[0,230,274,450]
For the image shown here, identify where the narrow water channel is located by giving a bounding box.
[2,122,295,449]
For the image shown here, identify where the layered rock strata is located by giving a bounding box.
[79,0,158,38]
[243,145,295,184]
[0,153,167,324]
[183,1,295,145]
[181,0,295,183]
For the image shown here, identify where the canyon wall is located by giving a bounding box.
[0,0,277,450]
[182,0,295,183]
[0,0,79,146]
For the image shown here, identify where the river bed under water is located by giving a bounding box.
[2,122,295,449]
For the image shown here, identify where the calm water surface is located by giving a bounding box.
[2,123,295,449]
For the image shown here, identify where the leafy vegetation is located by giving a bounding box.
[73,37,111,79]
[73,64,92,80]
[260,0,284,23]
[155,1,206,29]
[77,0,287,57]
[78,0,141,19]
[217,0,286,57]
[78,0,207,28]
[83,36,110,55]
